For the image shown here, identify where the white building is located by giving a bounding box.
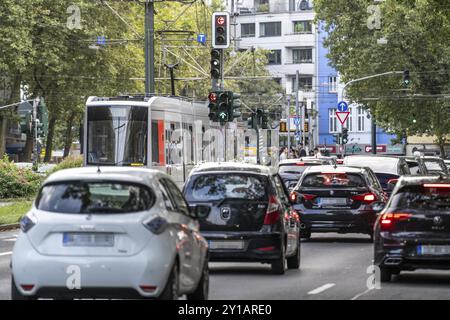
[228,0,316,99]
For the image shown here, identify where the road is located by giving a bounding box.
[1,230,450,300]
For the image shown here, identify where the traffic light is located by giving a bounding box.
[304,121,309,133]
[217,91,229,123]
[212,12,230,49]
[342,127,349,144]
[279,120,287,133]
[208,91,219,122]
[211,49,221,80]
[37,99,48,138]
[403,69,411,87]
[261,110,269,129]
[247,115,257,129]
[333,133,342,145]
[229,92,241,120]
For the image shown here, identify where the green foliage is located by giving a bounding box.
[0,201,33,225]
[48,155,83,175]
[315,0,450,154]
[0,156,42,199]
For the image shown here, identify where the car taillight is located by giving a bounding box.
[290,192,298,202]
[352,193,377,204]
[423,184,450,188]
[380,213,412,230]
[264,195,281,225]
[302,194,318,201]
[143,217,168,234]
[20,215,36,233]
[296,162,305,166]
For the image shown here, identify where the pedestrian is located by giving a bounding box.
[299,144,307,157]
[279,147,288,161]
[313,147,323,157]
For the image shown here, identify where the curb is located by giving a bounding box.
[0,223,20,232]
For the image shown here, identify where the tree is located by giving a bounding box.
[315,0,450,156]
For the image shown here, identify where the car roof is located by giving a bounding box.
[302,165,368,174]
[279,157,331,165]
[396,175,450,187]
[190,162,277,176]
[43,166,166,187]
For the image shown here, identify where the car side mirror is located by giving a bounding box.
[371,202,385,213]
[193,205,211,219]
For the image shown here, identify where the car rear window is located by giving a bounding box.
[390,185,450,210]
[278,163,322,175]
[36,181,155,214]
[424,160,447,172]
[301,172,366,188]
[184,174,268,202]
[345,157,399,174]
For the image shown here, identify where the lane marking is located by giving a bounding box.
[2,237,17,242]
[308,283,336,295]
[0,251,12,257]
[351,288,373,300]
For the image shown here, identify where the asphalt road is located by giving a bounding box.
[1,231,450,300]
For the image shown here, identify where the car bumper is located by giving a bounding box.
[202,231,283,263]
[299,211,375,235]
[375,233,450,270]
[11,237,174,299]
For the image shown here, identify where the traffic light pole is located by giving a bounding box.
[32,97,40,170]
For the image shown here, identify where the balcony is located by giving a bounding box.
[237,0,313,15]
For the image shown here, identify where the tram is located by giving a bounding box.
[83,95,217,185]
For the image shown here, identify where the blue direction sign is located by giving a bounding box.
[97,36,106,46]
[337,101,348,112]
[197,34,206,44]
[293,117,300,126]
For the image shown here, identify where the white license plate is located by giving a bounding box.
[318,198,348,206]
[209,240,244,250]
[63,233,114,247]
[418,245,450,256]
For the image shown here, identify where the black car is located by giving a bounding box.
[374,176,450,282]
[343,155,411,194]
[278,157,335,192]
[291,165,388,239]
[183,162,301,275]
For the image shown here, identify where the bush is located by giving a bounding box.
[47,155,83,175]
[0,156,43,199]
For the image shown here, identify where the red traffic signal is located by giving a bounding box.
[216,16,225,25]
[208,92,218,102]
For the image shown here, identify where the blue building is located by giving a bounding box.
[316,22,400,155]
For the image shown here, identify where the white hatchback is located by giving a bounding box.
[11,167,210,300]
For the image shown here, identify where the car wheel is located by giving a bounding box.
[159,261,180,300]
[271,243,286,275]
[380,267,392,282]
[11,276,35,300]
[300,230,311,240]
[187,261,209,300]
[287,241,300,270]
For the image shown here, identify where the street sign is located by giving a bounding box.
[97,36,106,46]
[294,117,300,126]
[336,111,350,125]
[197,34,206,44]
[337,101,348,112]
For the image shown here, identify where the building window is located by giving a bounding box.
[241,23,255,38]
[357,106,365,132]
[290,0,312,11]
[267,50,282,65]
[329,76,338,93]
[346,107,353,132]
[260,22,281,37]
[293,48,312,63]
[329,108,337,133]
[291,76,313,92]
[293,21,313,34]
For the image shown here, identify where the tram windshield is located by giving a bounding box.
[87,105,148,166]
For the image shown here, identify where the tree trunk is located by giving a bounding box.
[21,132,33,162]
[44,115,56,162]
[0,116,7,158]
[63,113,75,158]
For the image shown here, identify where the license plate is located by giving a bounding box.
[318,198,348,206]
[208,240,244,250]
[63,233,114,247]
[417,245,450,256]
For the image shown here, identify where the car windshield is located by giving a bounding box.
[36,181,154,214]
[391,185,450,210]
[423,160,446,173]
[345,157,399,174]
[301,172,366,188]
[184,174,268,202]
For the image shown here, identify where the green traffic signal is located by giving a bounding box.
[403,69,411,87]
[342,127,349,144]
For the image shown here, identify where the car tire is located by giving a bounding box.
[271,243,286,275]
[380,267,392,282]
[187,261,209,300]
[287,241,300,270]
[11,276,35,300]
[159,261,180,300]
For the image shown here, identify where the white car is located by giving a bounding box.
[11,167,210,300]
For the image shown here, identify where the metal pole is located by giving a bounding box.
[295,70,300,157]
[145,1,155,95]
[371,115,377,154]
[287,97,290,154]
[32,97,40,170]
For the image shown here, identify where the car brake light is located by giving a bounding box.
[302,194,318,201]
[352,193,377,204]
[21,284,35,291]
[140,285,157,293]
[256,246,276,251]
[143,217,168,234]
[264,195,281,225]
[423,184,450,188]
[290,192,297,202]
[380,213,412,230]
[296,162,305,166]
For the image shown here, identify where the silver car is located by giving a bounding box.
[11,167,210,300]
